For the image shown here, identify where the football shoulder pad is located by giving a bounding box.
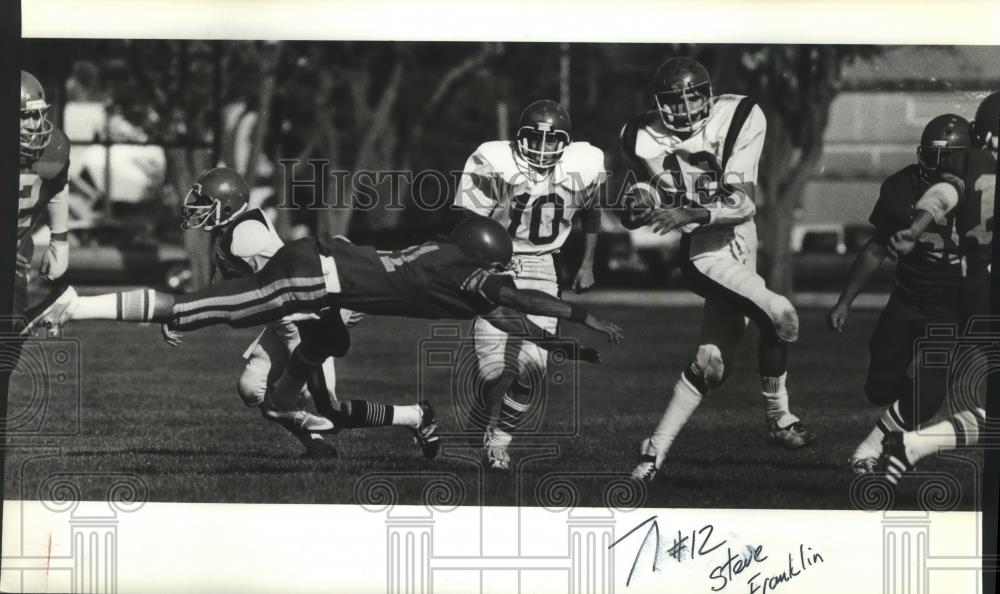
[34,128,70,181]
[556,141,606,190]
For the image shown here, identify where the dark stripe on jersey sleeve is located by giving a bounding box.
[619,113,655,183]
[721,98,757,170]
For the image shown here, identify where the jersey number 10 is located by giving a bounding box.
[507,193,565,245]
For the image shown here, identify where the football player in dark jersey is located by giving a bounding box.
[874,91,997,485]
[1,72,73,385]
[827,114,969,474]
[167,167,440,458]
[25,215,623,432]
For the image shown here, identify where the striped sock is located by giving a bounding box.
[497,395,529,435]
[348,401,394,427]
[905,407,985,464]
[71,290,157,322]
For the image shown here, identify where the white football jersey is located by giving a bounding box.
[622,94,765,230]
[455,140,606,256]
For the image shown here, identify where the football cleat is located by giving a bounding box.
[849,456,878,476]
[21,282,78,336]
[411,400,441,459]
[261,400,337,434]
[876,432,913,487]
[766,419,816,449]
[484,444,511,472]
[482,425,512,472]
[630,438,659,483]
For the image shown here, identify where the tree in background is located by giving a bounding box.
[23,40,881,294]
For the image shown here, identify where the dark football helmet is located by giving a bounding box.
[917,114,970,178]
[515,99,572,170]
[21,71,54,160]
[972,91,999,152]
[182,167,251,230]
[652,57,713,134]
[450,216,513,272]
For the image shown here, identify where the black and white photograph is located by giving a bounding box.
[2,2,997,593]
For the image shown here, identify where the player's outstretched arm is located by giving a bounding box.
[828,237,887,332]
[493,285,623,344]
[482,307,602,363]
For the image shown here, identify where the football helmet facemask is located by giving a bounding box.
[515,99,572,171]
[20,71,54,160]
[182,167,251,231]
[652,57,713,134]
[917,114,970,179]
[450,216,514,273]
[972,91,999,153]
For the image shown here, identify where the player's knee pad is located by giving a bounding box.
[693,343,726,389]
[765,296,799,343]
[237,367,268,407]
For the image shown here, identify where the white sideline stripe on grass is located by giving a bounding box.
[570,290,890,310]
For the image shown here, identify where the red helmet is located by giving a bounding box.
[652,57,713,134]
[21,71,54,160]
[972,91,999,151]
[515,99,572,170]
[182,167,250,230]
[917,114,970,177]
[450,216,513,272]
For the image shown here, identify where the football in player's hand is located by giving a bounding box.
[627,182,661,211]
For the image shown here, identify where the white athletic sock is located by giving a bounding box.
[762,372,797,426]
[72,289,157,322]
[648,374,703,463]
[854,402,906,458]
[855,402,906,459]
[391,404,422,429]
[485,425,512,448]
[71,294,116,320]
[904,407,984,465]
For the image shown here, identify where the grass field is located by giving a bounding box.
[3,302,982,510]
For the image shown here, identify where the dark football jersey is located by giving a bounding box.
[869,164,962,316]
[954,149,997,272]
[317,233,515,319]
[18,128,70,245]
[212,208,280,280]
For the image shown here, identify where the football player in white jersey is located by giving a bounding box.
[453,100,606,471]
[170,167,440,458]
[619,58,814,483]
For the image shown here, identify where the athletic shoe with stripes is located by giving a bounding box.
[412,400,440,459]
[767,419,815,449]
[630,438,659,483]
[876,431,913,486]
[21,282,77,336]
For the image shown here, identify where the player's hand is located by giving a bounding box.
[647,208,692,236]
[341,309,364,327]
[826,303,849,332]
[40,240,69,281]
[585,314,623,344]
[572,267,595,294]
[161,323,183,347]
[887,229,917,259]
